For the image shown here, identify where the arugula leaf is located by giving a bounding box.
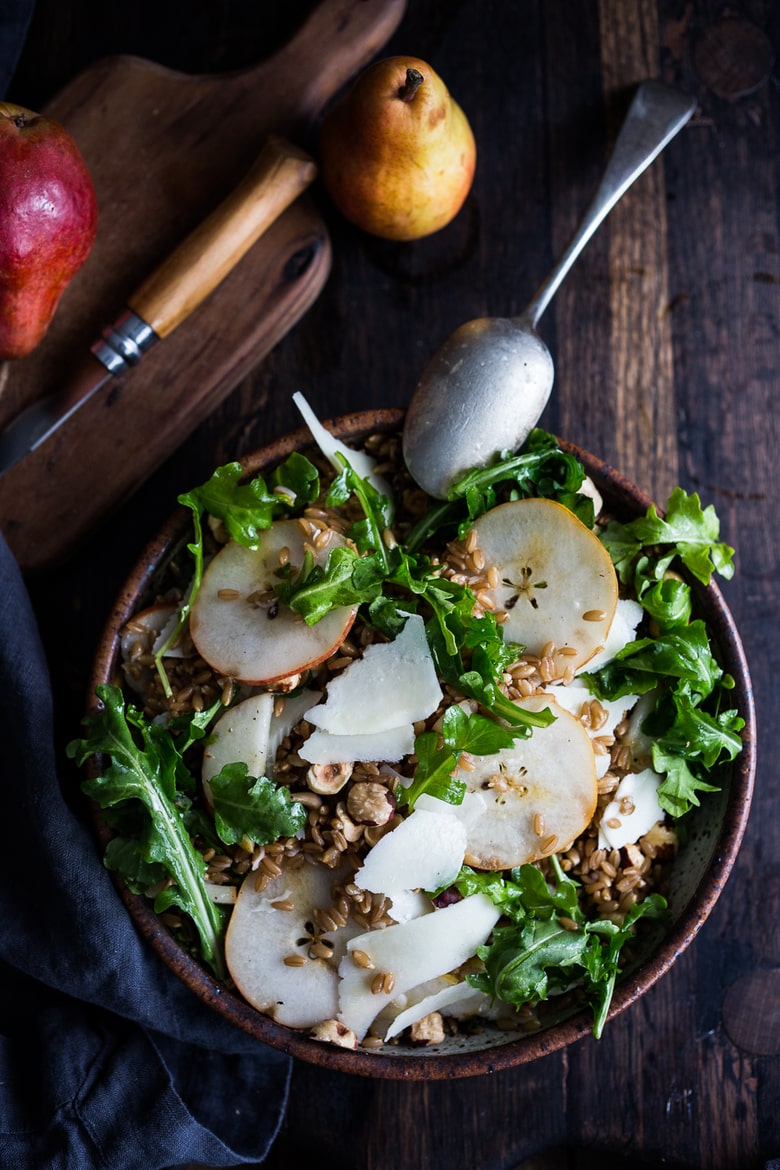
[585,623,743,818]
[153,503,206,699]
[582,898,669,1036]
[585,621,725,704]
[103,834,167,894]
[208,762,307,847]
[403,730,468,809]
[644,687,744,769]
[153,454,320,696]
[650,748,721,819]
[472,917,589,1003]
[181,455,320,549]
[455,860,580,922]
[275,543,384,623]
[277,452,556,741]
[67,684,226,979]
[400,704,533,811]
[405,428,594,551]
[600,486,734,587]
[634,558,692,631]
[461,858,668,1037]
[327,458,393,569]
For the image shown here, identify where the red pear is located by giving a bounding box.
[0,101,98,360]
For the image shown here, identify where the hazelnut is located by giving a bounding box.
[346,781,396,826]
[309,1019,358,1049]
[306,762,353,795]
[410,1011,445,1046]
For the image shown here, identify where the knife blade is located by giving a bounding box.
[0,134,317,477]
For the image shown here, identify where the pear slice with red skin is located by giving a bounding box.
[470,497,618,672]
[457,695,598,870]
[189,520,357,685]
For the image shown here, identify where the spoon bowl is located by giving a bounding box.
[401,315,553,497]
[403,80,696,498]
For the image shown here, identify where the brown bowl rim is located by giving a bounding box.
[85,408,756,1079]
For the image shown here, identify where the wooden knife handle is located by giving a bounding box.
[127,135,318,338]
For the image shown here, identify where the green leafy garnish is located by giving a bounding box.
[405,428,594,551]
[589,489,742,818]
[152,454,320,695]
[67,684,227,979]
[400,704,534,811]
[180,453,320,548]
[586,621,726,703]
[457,858,668,1037]
[208,762,307,847]
[600,486,734,587]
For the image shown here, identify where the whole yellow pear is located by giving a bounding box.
[318,55,476,241]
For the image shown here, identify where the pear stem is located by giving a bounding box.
[398,68,424,103]
[0,102,29,129]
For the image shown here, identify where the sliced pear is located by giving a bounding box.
[225,861,359,1029]
[457,695,598,870]
[189,520,357,685]
[471,498,618,670]
[547,681,639,778]
[338,893,500,1040]
[267,687,323,762]
[203,687,321,809]
[304,613,441,735]
[121,602,180,659]
[121,603,183,693]
[202,692,275,789]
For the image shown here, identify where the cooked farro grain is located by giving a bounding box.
[284,954,307,968]
[351,949,375,970]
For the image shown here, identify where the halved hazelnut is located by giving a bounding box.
[306,761,353,795]
[347,781,396,826]
[309,1018,358,1049]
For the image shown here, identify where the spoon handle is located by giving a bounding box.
[522,80,696,329]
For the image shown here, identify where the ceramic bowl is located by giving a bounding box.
[86,409,756,1079]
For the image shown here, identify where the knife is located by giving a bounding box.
[0,134,318,476]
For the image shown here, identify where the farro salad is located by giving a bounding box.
[69,398,743,1051]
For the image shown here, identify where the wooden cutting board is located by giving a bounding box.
[0,0,406,572]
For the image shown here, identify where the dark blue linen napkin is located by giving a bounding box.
[1,13,292,1163]
[0,530,292,1169]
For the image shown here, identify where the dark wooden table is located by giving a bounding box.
[8,2,779,1168]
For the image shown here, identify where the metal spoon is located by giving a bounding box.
[402,80,696,499]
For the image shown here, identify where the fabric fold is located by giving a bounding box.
[0,531,291,1168]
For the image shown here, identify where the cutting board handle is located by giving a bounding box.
[127,136,317,338]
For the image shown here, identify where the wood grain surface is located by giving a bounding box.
[0,0,406,569]
[8,2,780,1168]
